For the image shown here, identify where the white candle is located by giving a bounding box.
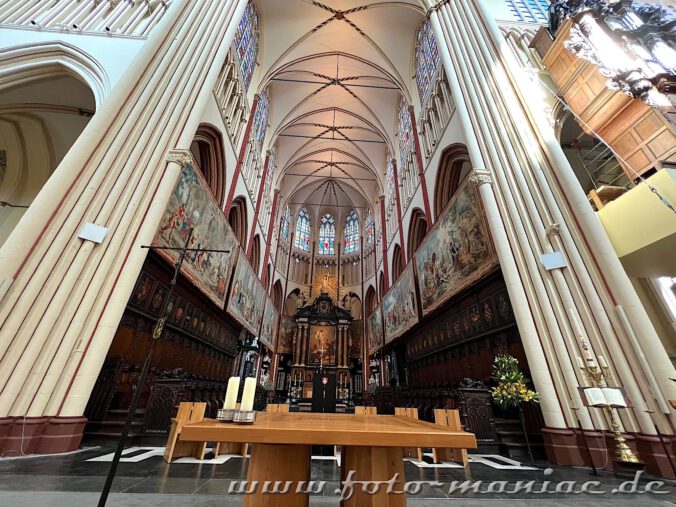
[223,376,240,410]
[598,355,608,369]
[575,356,585,369]
[240,377,256,412]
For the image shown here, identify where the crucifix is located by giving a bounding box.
[99,227,230,506]
[318,345,326,371]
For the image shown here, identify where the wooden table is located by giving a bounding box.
[180,412,477,506]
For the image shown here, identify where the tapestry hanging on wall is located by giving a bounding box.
[350,320,363,358]
[277,315,297,354]
[259,296,278,350]
[383,262,419,343]
[414,180,498,316]
[226,249,266,334]
[153,163,239,308]
[366,304,384,355]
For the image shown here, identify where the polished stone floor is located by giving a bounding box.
[0,446,673,506]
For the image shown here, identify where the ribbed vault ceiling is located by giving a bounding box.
[256,0,426,215]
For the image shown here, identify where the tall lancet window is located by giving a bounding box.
[397,96,413,170]
[253,88,269,152]
[415,19,440,109]
[365,210,374,245]
[232,2,259,91]
[294,207,311,252]
[318,213,336,255]
[281,205,291,241]
[344,210,360,254]
[386,157,396,218]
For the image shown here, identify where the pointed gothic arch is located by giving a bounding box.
[391,244,403,284]
[228,196,248,247]
[250,234,261,275]
[435,144,472,220]
[191,123,226,205]
[272,280,284,312]
[365,286,377,316]
[407,208,428,256]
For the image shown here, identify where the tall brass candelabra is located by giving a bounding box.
[580,361,641,465]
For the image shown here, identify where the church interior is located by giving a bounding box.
[0,0,675,504]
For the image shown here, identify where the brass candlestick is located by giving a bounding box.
[580,359,640,465]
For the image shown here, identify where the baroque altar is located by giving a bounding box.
[287,287,354,408]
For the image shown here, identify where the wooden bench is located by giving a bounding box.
[395,407,423,462]
[354,405,377,415]
[164,402,207,463]
[213,402,248,458]
[432,408,469,466]
[266,403,290,413]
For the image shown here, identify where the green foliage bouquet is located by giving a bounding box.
[490,354,539,409]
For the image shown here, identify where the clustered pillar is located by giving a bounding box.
[425,0,675,476]
[0,0,249,454]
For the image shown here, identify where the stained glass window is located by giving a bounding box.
[294,207,311,252]
[344,210,360,254]
[318,213,336,255]
[386,157,396,218]
[398,96,413,170]
[281,205,291,241]
[253,88,269,152]
[232,2,259,92]
[365,210,374,245]
[415,19,440,109]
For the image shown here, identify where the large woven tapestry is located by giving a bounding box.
[414,181,497,316]
[366,304,384,355]
[277,315,297,354]
[226,250,266,334]
[383,262,419,343]
[259,296,278,350]
[153,164,239,308]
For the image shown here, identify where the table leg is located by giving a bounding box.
[340,446,407,506]
[243,443,311,507]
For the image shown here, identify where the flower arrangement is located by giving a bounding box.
[490,354,539,409]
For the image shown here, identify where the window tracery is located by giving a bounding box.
[294,207,312,252]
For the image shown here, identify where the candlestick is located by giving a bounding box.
[240,377,256,412]
[223,376,240,410]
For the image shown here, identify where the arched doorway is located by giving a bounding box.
[434,144,472,220]
[407,208,428,256]
[190,123,226,205]
[228,196,248,247]
[0,72,96,247]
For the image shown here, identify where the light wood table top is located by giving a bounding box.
[180,412,477,448]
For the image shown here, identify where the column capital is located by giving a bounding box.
[425,0,449,18]
[469,168,492,187]
[166,149,193,168]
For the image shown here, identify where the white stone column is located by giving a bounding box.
[425,0,674,434]
[0,0,249,418]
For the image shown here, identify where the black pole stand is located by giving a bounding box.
[575,410,599,476]
[518,405,535,466]
[654,423,676,478]
[98,230,229,506]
